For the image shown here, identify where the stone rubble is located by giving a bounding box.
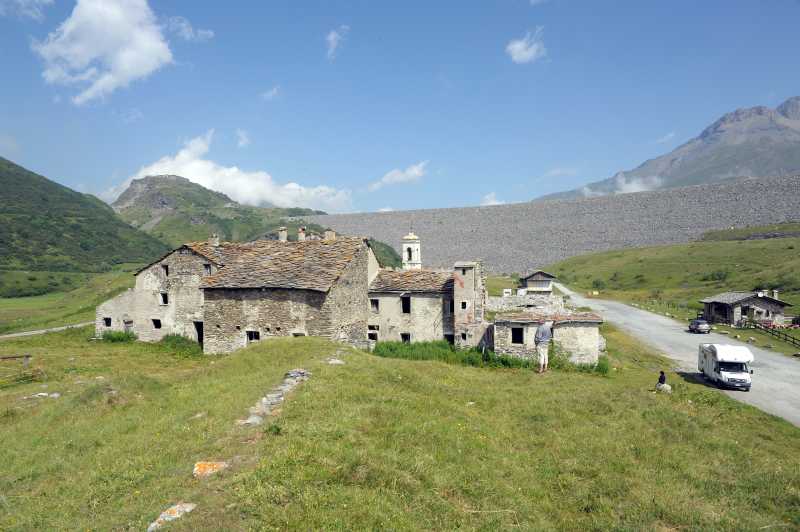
[192,461,228,479]
[146,502,196,532]
[235,369,311,427]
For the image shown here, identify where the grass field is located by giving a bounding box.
[0,326,798,529]
[0,267,135,335]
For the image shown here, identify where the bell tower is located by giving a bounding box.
[401,232,422,270]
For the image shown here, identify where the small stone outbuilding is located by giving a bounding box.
[700,290,791,326]
[493,311,604,365]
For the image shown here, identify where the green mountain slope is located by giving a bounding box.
[0,157,168,274]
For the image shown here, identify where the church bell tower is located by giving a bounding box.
[401,232,422,270]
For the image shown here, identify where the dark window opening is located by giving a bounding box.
[203,263,211,275]
[370,299,380,313]
[368,332,379,341]
[511,327,524,344]
[103,317,111,327]
[194,321,203,347]
[152,319,162,329]
[401,296,411,314]
[445,334,454,345]
[368,324,379,331]
[461,333,467,341]
[236,325,241,330]
[400,333,411,343]
[461,301,467,310]
[265,327,271,332]
[449,299,455,313]
[406,247,413,261]
[292,332,306,337]
[160,292,169,305]
[461,268,467,276]
[161,264,169,276]
[276,327,281,332]
[246,330,261,342]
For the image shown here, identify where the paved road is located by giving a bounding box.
[556,284,800,427]
[0,322,93,341]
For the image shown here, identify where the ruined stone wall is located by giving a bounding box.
[367,292,451,342]
[323,245,370,343]
[493,322,536,359]
[487,294,564,313]
[95,249,210,342]
[553,323,600,365]
[453,263,488,348]
[202,288,327,354]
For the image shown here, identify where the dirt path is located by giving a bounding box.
[0,322,93,341]
[557,283,800,427]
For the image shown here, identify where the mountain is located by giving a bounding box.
[112,175,326,247]
[544,96,800,199]
[0,157,168,275]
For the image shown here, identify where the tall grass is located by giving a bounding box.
[373,340,535,368]
[101,330,136,342]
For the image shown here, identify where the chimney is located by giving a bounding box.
[773,289,780,300]
[297,226,306,242]
[277,226,288,242]
[324,229,336,240]
[209,233,220,247]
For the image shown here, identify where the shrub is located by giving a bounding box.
[102,331,136,342]
[591,278,606,290]
[701,270,730,282]
[595,355,610,376]
[372,341,535,369]
[159,334,203,357]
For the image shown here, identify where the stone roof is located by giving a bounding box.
[521,270,557,280]
[494,311,603,325]
[700,291,791,307]
[369,269,454,294]
[196,237,367,292]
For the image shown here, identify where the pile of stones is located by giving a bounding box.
[237,369,312,427]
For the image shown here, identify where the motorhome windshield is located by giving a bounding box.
[719,362,747,373]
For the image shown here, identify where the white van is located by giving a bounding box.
[697,343,753,391]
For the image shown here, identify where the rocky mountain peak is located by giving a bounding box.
[777,96,800,120]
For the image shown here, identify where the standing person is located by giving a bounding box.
[534,320,554,373]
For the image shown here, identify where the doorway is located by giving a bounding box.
[193,321,204,348]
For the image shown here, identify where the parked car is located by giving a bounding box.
[689,319,711,334]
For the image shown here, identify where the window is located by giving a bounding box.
[161,264,169,276]
[401,296,411,314]
[461,333,467,341]
[103,317,111,327]
[370,299,380,313]
[203,263,211,275]
[511,327,524,344]
[461,268,467,276]
[368,332,378,341]
[292,332,306,337]
[444,334,454,345]
[152,319,162,329]
[461,301,467,310]
[368,324,380,331]
[159,292,169,305]
[246,330,260,342]
[400,333,411,343]
[406,247,413,261]
[449,299,455,314]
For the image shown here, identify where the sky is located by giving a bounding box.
[1,0,799,213]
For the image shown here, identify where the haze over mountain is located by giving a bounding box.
[544,96,800,200]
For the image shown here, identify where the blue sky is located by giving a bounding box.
[1,0,799,212]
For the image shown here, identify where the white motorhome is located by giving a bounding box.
[697,343,753,391]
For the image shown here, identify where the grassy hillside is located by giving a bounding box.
[0,157,168,276]
[549,226,800,313]
[0,328,798,529]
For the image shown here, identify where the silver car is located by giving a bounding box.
[689,319,711,334]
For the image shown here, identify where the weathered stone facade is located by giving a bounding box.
[367,293,454,342]
[494,312,603,364]
[701,291,791,326]
[487,294,565,314]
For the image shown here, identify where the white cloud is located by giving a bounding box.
[0,133,20,157]
[613,173,662,194]
[377,207,394,212]
[261,85,280,101]
[368,161,427,192]
[236,129,250,148]
[654,131,676,144]
[506,27,547,64]
[0,0,53,21]
[102,130,352,212]
[480,192,504,206]
[32,0,173,105]
[326,25,349,61]
[166,15,214,42]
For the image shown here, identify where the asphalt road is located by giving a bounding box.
[556,284,800,427]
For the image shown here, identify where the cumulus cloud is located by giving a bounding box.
[32,0,173,105]
[0,0,53,20]
[261,85,280,101]
[326,25,349,60]
[377,207,394,212]
[368,161,427,192]
[236,129,250,148]
[480,192,504,206]
[166,15,214,42]
[102,130,352,212]
[506,27,547,64]
[613,173,663,194]
[655,131,676,144]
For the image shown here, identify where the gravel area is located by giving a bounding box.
[307,175,800,273]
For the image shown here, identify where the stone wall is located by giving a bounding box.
[454,262,487,348]
[202,288,327,354]
[323,245,371,342]
[487,294,564,313]
[306,175,800,273]
[367,292,452,342]
[493,321,601,364]
[95,248,209,342]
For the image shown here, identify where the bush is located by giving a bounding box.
[591,278,606,290]
[595,355,610,376]
[372,341,535,369]
[701,270,730,282]
[159,334,203,357]
[102,331,136,342]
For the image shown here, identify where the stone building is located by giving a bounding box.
[493,311,604,365]
[96,233,379,354]
[700,290,791,326]
[520,270,557,294]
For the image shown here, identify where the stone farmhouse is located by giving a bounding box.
[96,230,599,361]
[700,290,792,326]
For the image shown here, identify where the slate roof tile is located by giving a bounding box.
[369,270,454,294]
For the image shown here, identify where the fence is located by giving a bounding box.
[741,320,800,349]
[0,354,41,388]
